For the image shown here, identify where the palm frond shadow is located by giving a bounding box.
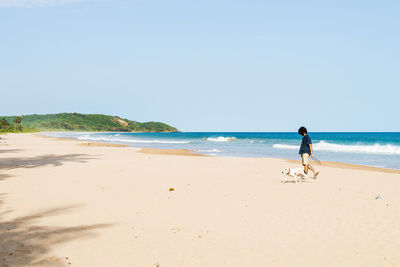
[0,174,12,181]
[0,149,23,154]
[0,154,97,170]
[0,201,112,266]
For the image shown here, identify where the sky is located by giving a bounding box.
[1,0,399,132]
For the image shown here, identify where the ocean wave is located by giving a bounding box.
[206,136,236,142]
[77,135,190,144]
[250,140,265,144]
[273,141,400,155]
[273,144,299,149]
[196,149,222,153]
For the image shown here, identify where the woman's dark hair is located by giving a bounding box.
[298,126,307,135]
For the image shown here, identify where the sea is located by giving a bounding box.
[47,132,400,170]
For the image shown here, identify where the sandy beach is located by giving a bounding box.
[0,133,399,267]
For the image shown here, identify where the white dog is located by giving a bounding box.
[281,167,306,184]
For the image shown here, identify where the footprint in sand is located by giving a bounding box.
[171,228,181,233]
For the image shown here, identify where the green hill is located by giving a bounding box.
[2,113,178,132]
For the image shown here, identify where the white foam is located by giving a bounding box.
[273,141,400,155]
[206,136,236,142]
[273,144,299,149]
[196,149,222,153]
[77,135,190,144]
[45,132,91,138]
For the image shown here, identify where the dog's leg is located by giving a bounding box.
[294,175,298,184]
[282,175,288,184]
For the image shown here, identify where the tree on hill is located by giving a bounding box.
[14,116,22,131]
[0,118,9,129]
[14,116,22,124]
[0,117,23,132]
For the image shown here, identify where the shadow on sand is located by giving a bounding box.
[0,174,12,182]
[0,197,112,266]
[0,152,108,265]
[0,154,96,171]
[0,149,23,154]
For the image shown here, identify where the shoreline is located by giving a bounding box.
[139,147,207,157]
[39,133,400,174]
[1,133,400,266]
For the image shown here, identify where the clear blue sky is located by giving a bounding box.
[1,0,399,131]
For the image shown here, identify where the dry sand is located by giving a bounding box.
[0,133,399,267]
